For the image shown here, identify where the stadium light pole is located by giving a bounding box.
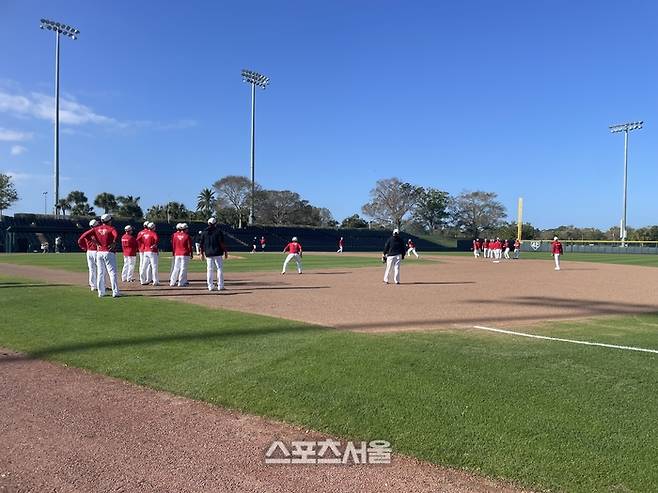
[241,69,270,226]
[609,121,643,247]
[42,191,48,214]
[40,18,80,217]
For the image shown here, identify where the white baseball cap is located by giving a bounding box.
[101,213,112,223]
[554,236,558,241]
[148,222,156,229]
[143,221,150,228]
[208,217,217,225]
[393,228,399,235]
[175,223,182,230]
[181,223,188,229]
[89,219,98,227]
[292,236,298,241]
[124,225,133,231]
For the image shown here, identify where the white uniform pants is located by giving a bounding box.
[86,250,97,290]
[282,253,303,273]
[141,252,159,284]
[170,256,190,286]
[206,256,224,290]
[407,247,419,258]
[504,247,510,259]
[122,255,137,281]
[96,251,119,297]
[554,254,561,270]
[139,252,152,284]
[473,248,479,258]
[383,254,401,283]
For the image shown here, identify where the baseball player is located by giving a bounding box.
[281,236,303,274]
[260,236,266,252]
[406,238,419,258]
[194,230,203,256]
[337,237,344,254]
[383,228,405,284]
[78,214,120,298]
[78,219,99,291]
[136,221,151,284]
[121,225,138,282]
[170,223,193,287]
[473,238,481,258]
[503,239,511,259]
[140,222,160,285]
[483,238,489,259]
[200,217,228,291]
[513,238,521,259]
[251,236,258,254]
[551,236,563,270]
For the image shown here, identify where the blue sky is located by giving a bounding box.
[1,0,656,229]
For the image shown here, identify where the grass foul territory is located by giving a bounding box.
[1,276,657,492]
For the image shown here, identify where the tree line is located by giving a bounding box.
[3,172,658,240]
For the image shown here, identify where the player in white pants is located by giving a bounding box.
[281,237,303,274]
[170,223,193,287]
[140,222,160,285]
[200,217,228,291]
[78,214,120,298]
[78,219,99,291]
[121,225,138,282]
[137,221,151,284]
[382,229,405,284]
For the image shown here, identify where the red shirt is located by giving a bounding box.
[514,240,521,249]
[136,229,148,253]
[339,239,344,247]
[260,237,266,246]
[79,224,118,252]
[171,231,193,256]
[77,230,97,251]
[551,241,563,255]
[141,230,159,253]
[408,241,415,248]
[484,240,489,248]
[121,233,138,256]
[474,241,481,250]
[503,240,509,249]
[284,241,302,254]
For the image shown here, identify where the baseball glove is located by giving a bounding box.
[381,254,387,264]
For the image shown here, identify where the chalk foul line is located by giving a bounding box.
[472,325,658,354]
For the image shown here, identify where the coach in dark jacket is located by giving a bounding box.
[200,217,228,291]
[382,228,405,284]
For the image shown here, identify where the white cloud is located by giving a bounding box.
[0,127,32,141]
[10,145,27,156]
[0,87,198,131]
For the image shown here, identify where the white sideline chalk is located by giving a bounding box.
[472,325,658,354]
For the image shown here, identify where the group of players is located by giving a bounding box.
[78,214,231,298]
[472,238,521,261]
[472,236,564,270]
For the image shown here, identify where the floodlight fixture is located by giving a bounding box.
[241,69,270,225]
[609,121,643,133]
[609,120,644,247]
[39,18,80,215]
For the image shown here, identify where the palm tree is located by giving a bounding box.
[67,191,95,217]
[116,195,143,219]
[196,188,216,218]
[56,198,71,217]
[94,192,118,214]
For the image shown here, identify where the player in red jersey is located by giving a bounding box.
[140,222,160,285]
[121,225,138,282]
[281,236,303,274]
[406,239,419,258]
[78,214,120,298]
[337,237,344,254]
[78,219,99,291]
[503,239,511,259]
[551,236,564,270]
[513,238,521,259]
[136,220,151,284]
[170,223,193,287]
[473,238,481,258]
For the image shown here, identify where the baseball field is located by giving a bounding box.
[1,251,657,492]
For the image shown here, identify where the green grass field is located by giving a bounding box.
[0,252,422,273]
[1,274,657,492]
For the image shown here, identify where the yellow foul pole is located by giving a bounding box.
[517,197,523,241]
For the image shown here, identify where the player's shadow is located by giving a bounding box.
[405,281,476,285]
[0,324,324,364]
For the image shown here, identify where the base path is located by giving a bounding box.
[0,350,527,493]
[3,255,658,332]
